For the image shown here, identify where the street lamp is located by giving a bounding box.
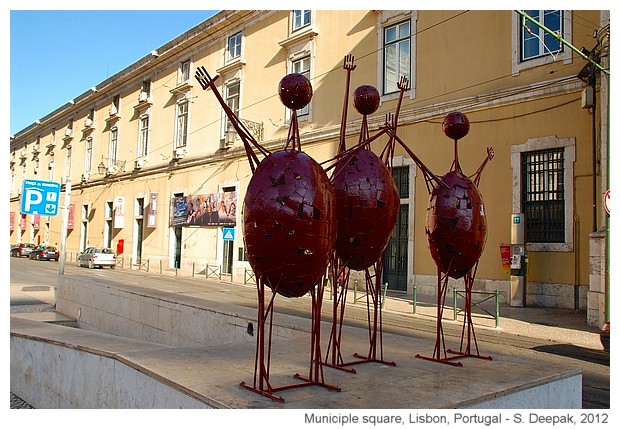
[97,158,107,175]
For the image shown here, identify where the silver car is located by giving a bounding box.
[76,247,117,269]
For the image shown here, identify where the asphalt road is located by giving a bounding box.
[9,256,610,408]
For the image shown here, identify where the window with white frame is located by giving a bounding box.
[109,127,119,165]
[175,99,189,148]
[227,32,242,61]
[520,10,563,61]
[383,20,411,95]
[293,10,311,31]
[511,135,575,252]
[512,10,572,75]
[292,56,311,116]
[223,80,240,137]
[65,147,72,178]
[85,137,93,173]
[179,59,191,83]
[138,115,150,158]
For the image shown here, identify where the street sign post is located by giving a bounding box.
[20,179,61,216]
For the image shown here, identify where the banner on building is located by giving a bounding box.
[114,196,125,229]
[10,211,14,231]
[20,214,27,230]
[33,214,40,229]
[147,192,158,228]
[67,204,75,230]
[170,190,237,227]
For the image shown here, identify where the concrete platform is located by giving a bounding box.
[10,274,582,409]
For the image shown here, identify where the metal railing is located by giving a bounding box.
[453,288,500,328]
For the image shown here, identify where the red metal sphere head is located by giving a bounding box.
[278,73,313,110]
[442,111,470,140]
[353,85,380,116]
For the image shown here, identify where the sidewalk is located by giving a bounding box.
[116,264,604,351]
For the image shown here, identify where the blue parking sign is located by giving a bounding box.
[20,179,61,216]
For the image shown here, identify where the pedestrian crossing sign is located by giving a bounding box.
[223,227,235,241]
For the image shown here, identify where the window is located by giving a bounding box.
[136,197,145,217]
[511,10,572,75]
[520,10,563,61]
[111,95,120,115]
[85,137,93,173]
[292,56,311,116]
[109,128,119,165]
[227,32,242,61]
[179,59,191,83]
[138,115,150,157]
[221,80,241,138]
[142,79,151,97]
[65,147,72,178]
[521,149,565,243]
[293,10,311,31]
[392,166,410,199]
[175,100,189,148]
[383,20,411,95]
[511,135,575,251]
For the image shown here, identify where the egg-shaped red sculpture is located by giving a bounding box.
[333,149,399,271]
[425,170,487,279]
[278,73,313,110]
[353,85,380,116]
[243,149,336,297]
[442,111,470,141]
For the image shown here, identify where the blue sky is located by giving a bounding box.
[10,9,219,136]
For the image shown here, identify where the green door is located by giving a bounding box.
[383,204,408,291]
[383,166,409,292]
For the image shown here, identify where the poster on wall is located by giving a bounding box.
[147,192,158,228]
[114,196,125,229]
[169,190,237,227]
[67,204,74,230]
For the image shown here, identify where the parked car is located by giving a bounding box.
[29,245,60,261]
[600,321,610,353]
[10,243,36,257]
[76,247,117,269]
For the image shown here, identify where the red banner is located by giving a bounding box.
[33,214,40,229]
[10,211,14,231]
[67,204,74,230]
[500,245,511,276]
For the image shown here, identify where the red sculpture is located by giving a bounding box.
[323,56,404,372]
[389,111,494,366]
[196,67,339,401]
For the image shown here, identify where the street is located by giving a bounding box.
[10,256,609,408]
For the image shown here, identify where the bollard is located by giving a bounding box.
[453,287,458,320]
[192,262,195,277]
[159,260,162,274]
[412,285,417,314]
[495,289,500,328]
[381,282,388,309]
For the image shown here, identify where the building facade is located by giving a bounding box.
[9,10,610,326]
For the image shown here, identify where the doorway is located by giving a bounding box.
[383,204,409,291]
[222,239,234,274]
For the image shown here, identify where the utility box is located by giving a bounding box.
[510,213,527,307]
[581,86,594,109]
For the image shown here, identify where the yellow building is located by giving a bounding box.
[9,10,610,326]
